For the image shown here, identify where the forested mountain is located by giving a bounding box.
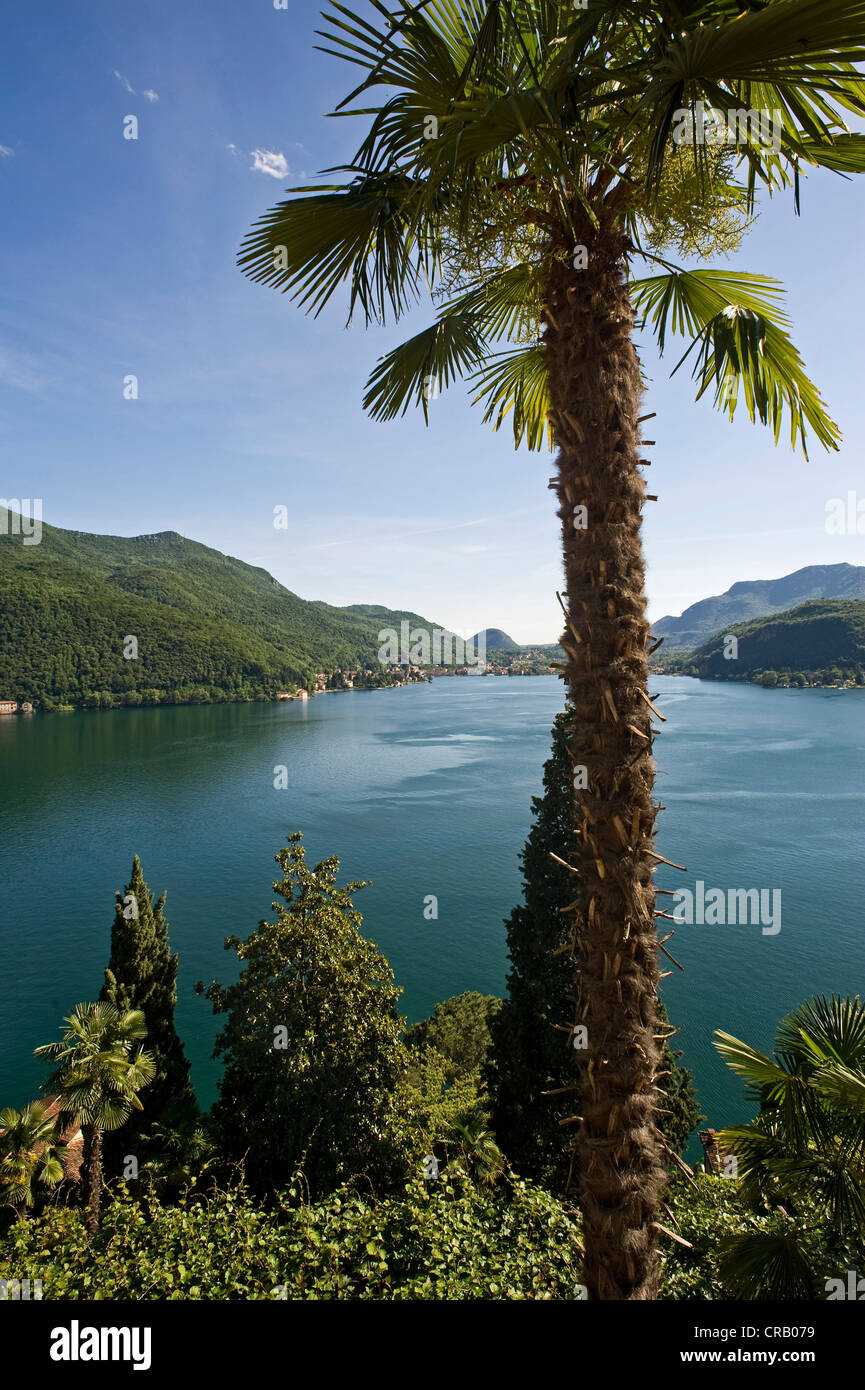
[653,565,865,650]
[470,628,521,653]
[664,600,865,682]
[0,512,446,708]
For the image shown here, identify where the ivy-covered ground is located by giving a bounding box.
[1,1172,851,1301]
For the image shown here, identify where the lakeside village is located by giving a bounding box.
[278,646,556,702]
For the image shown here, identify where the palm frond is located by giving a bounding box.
[363,313,487,422]
[776,994,865,1065]
[469,343,550,450]
[814,1064,865,1111]
[713,1030,797,1089]
[795,132,865,171]
[652,1,865,88]
[442,262,540,340]
[237,175,429,325]
[718,1230,816,1300]
[630,267,840,455]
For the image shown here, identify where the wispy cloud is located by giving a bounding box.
[0,347,49,392]
[250,148,288,179]
[143,89,160,103]
[0,145,13,158]
[113,70,135,94]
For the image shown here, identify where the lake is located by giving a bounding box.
[1,675,863,1147]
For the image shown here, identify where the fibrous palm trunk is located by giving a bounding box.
[544,210,667,1300]
[83,1125,103,1236]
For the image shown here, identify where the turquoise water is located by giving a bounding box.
[1,676,863,1141]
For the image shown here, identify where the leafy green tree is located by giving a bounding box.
[240,0,864,1297]
[488,710,700,1185]
[714,995,865,1298]
[402,992,502,1152]
[100,855,195,1137]
[198,833,411,1196]
[35,1004,155,1235]
[400,1044,481,1153]
[405,991,501,1079]
[0,1101,65,1221]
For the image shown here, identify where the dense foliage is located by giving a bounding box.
[664,600,865,682]
[0,1177,582,1301]
[402,991,503,1160]
[714,995,865,1299]
[198,834,413,1196]
[0,514,449,708]
[3,1169,858,1301]
[659,1173,858,1301]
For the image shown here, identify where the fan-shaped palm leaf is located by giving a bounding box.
[629,267,840,455]
[718,1230,816,1301]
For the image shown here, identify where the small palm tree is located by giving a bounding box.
[35,1003,156,1235]
[450,1115,506,1190]
[240,0,865,1297]
[714,995,865,1299]
[0,1101,65,1221]
[138,1107,216,1198]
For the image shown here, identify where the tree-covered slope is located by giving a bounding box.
[667,600,865,680]
[470,628,521,654]
[0,512,447,707]
[653,565,865,650]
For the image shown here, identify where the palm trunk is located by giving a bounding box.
[544,211,667,1300]
[82,1125,103,1236]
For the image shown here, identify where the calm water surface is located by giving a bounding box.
[1,676,863,1143]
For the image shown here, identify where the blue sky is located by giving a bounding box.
[1,0,863,642]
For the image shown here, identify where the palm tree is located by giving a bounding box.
[35,1003,156,1235]
[0,1101,65,1221]
[450,1115,507,1189]
[714,995,865,1299]
[138,1106,217,1198]
[239,0,865,1298]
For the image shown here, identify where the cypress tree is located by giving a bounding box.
[488,710,700,1189]
[100,855,195,1133]
[199,833,411,1197]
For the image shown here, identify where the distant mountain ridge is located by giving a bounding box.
[653,564,865,650]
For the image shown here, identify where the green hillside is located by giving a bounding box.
[0,512,448,709]
[665,599,865,684]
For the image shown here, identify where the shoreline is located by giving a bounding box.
[8,670,562,716]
